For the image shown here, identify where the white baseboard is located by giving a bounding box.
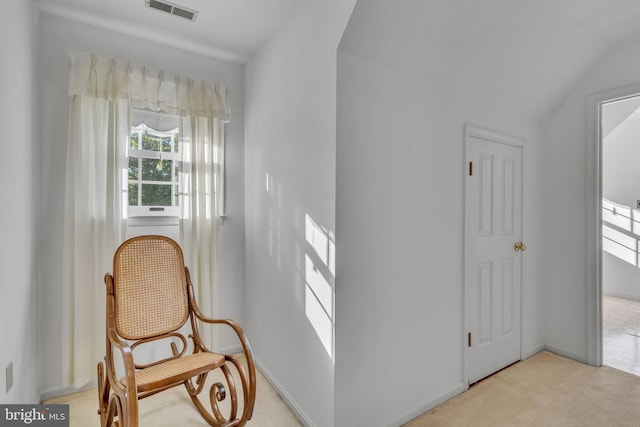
[221,345,242,355]
[253,357,313,427]
[383,343,581,427]
[522,343,545,360]
[40,380,98,402]
[383,343,571,427]
[386,382,465,427]
[543,344,587,364]
[603,290,640,302]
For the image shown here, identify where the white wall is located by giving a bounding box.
[603,103,640,207]
[244,1,356,426]
[37,12,246,396]
[601,102,640,300]
[603,251,640,300]
[0,0,40,404]
[336,2,545,425]
[544,39,640,361]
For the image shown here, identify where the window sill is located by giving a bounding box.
[128,216,179,227]
[126,215,228,227]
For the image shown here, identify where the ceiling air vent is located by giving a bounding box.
[145,0,198,21]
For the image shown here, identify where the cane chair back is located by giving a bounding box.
[113,237,188,340]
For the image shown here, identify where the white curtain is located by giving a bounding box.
[64,52,229,387]
[179,114,225,349]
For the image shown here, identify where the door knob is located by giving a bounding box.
[514,242,527,252]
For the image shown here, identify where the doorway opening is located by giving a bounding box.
[600,94,640,376]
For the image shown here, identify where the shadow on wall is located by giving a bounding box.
[266,172,335,361]
[603,198,640,266]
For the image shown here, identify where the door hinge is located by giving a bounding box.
[468,332,472,347]
[468,161,473,176]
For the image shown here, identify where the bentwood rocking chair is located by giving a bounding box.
[97,235,256,427]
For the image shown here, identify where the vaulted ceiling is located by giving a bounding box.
[340,0,640,120]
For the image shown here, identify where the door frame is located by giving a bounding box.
[586,83,640,367]
[463,124,525,389]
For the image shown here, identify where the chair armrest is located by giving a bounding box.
[103,273,137,397]
[187,280,257,419]
[192,309,254,360]
[106,327,137,393]
[185,273,254,357]
[103,324,140,422]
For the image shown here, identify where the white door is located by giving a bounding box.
[465,126,523,385]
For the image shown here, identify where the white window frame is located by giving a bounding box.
[127,121,181,218]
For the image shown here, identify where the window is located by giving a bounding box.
[127,109,181,217]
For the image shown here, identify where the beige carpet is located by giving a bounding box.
[46,351,640,426]
[45,364,301,427]
[405,351,640,427]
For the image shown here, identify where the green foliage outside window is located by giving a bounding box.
[141,158,172,181]
[128,183,138,206]
[128,157,138,180]
[128,124,180,209]
[141,184,172,206]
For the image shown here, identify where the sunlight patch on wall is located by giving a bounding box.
[304,214,335,360]
[306,255,333,315]
[306,214,335,275]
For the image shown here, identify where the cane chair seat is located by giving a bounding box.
[124,352,226,392]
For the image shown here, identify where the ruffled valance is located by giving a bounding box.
[68,52,230,121]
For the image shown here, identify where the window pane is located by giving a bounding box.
[141,184,171,206]
[141,158,172,181]
[128,157,138,179]
[128,183,138,206]
[129,109,182,215]
[161,136,172,152]
[141,131,161,151]
[130,132,139,150]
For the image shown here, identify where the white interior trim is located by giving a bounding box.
[585,82,640,367]
[39,380,98,403]
[386,382,465,427]
[544,344,587,364]
[253,357,314,427]
[463,124,526,389]
[602,290,640,303]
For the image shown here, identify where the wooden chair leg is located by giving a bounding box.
[97,361,110,427]
[115,394,138,427]
[97,362,139,427]
[185,366,246,427]
[224,355,255,423]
